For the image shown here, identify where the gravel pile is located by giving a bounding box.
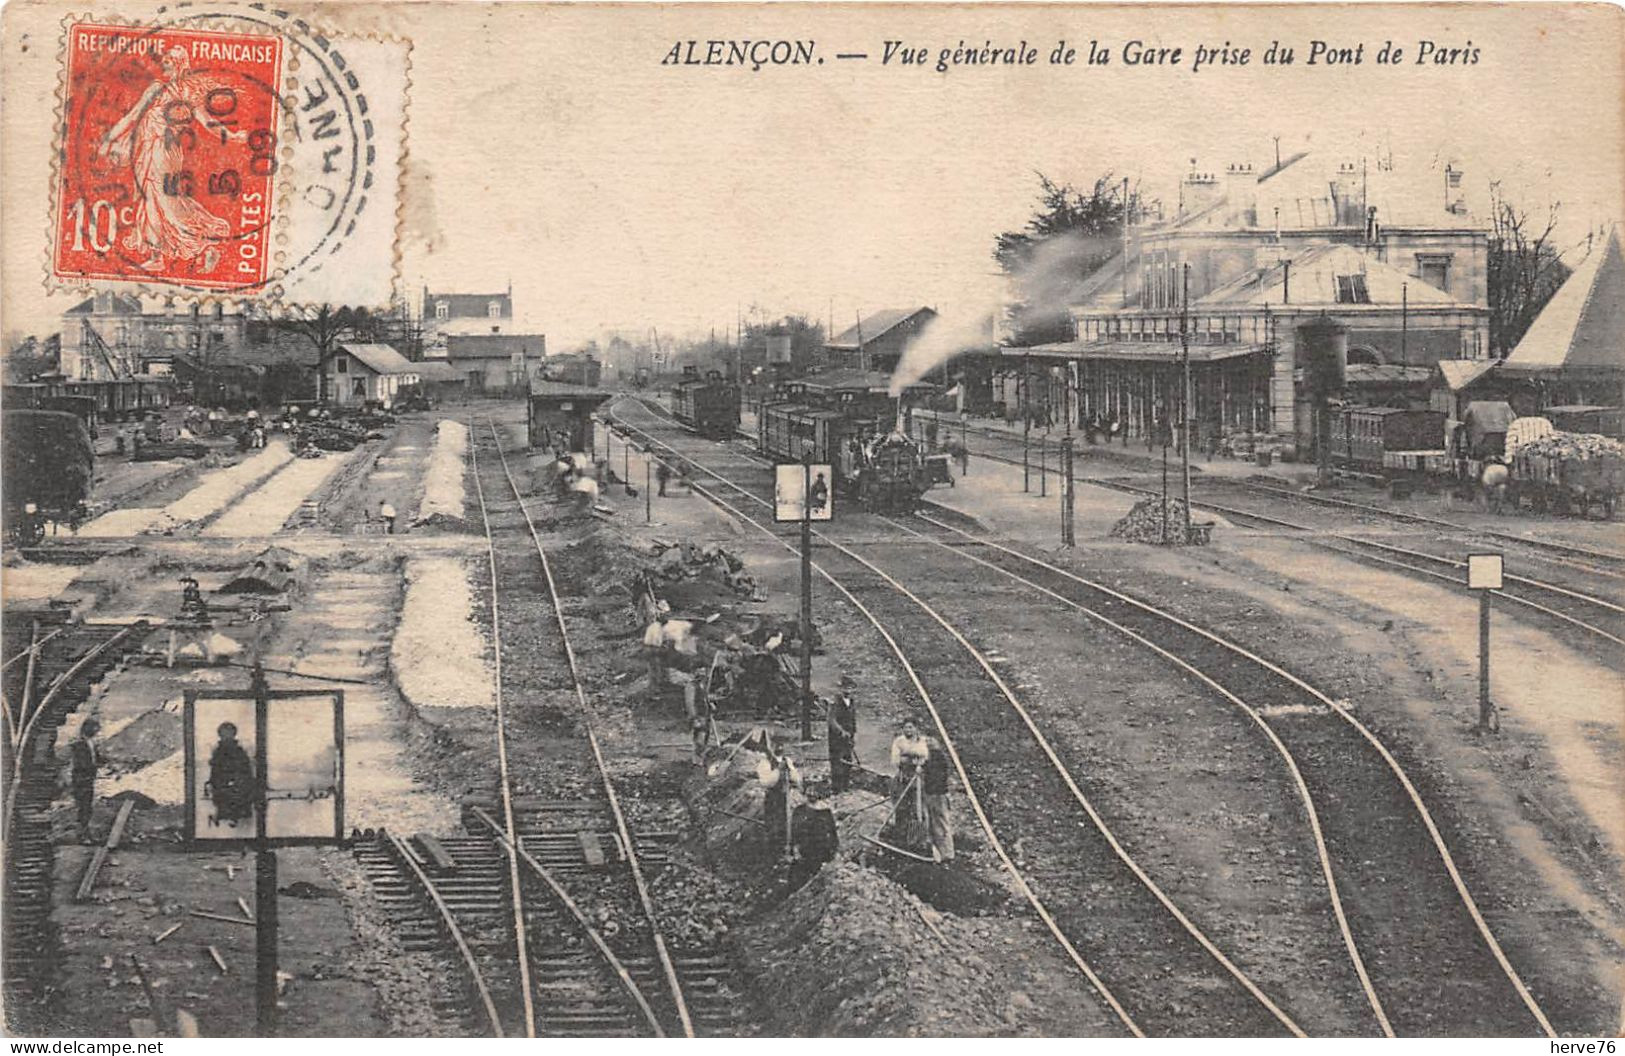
[736,861,1060,1036]
[414,420,470,527]
[1109,496,1197,545]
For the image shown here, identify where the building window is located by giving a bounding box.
[336,356,348,373]
[1335,274,1371,304]
[1416,255,1452,292]
[188,332,202,350]
[164,332,176,349]
[435,302,449,320]
[488,301,502,318]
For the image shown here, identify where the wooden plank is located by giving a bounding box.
[75,799,135,901]
[207,946,228,974]
[189,910,255,928]
[578,831,606,868]
[175,1010,200,1038]
[415,833,458,873]
[153,922,184,944]
[235,897,254,921]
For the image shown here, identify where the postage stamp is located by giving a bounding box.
[53,22,284,291]
[46,6,409,308]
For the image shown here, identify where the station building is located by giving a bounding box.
[1001,152,1493,455]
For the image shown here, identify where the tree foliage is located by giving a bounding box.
[1487,196,1572,357]
[994,173,1143,346]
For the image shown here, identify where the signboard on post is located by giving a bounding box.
[1465,552,1503,733]
[775,463,833,522]
[184,689,346,847]
[1467,552,1504,590]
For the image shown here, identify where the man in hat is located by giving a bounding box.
[827,676,858,794]
[67,719,102,843]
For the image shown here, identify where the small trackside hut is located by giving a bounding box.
[527,381,612,453]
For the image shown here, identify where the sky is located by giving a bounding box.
[3,2,1621,351]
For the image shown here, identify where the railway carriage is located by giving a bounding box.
[1330,406,1448,474]
[2,410,95,544]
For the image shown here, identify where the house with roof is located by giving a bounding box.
[324,343,422,408]
[421,285,514,356]
[445,332,549,392]
[824,307,937,372]
[1003,149,1491,452]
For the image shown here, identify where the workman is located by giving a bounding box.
[757,750,801,856]
[921,738,955,862]
[890,718,930,826]
[656,459,672,497]
[66,719,102,844]
[827,677,858,794]
[378,499,397,534]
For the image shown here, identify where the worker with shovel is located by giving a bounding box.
[827,676,858,794]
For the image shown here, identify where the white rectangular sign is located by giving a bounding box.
[775,463,833,522]
[1467,553,1504,590]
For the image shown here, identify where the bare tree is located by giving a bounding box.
[268,304,375,403]
[1487,189,1572,357]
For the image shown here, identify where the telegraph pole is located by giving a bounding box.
[1022,355,1032,491]
[799,453,814,742]
[251,663,278,1035]
[1181,263,1193,539]
[1062,362,1075,547]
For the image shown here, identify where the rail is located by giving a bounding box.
[484,419,696,1038]
[607,400,1315,1036]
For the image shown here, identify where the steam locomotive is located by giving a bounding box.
[757,372,946,512]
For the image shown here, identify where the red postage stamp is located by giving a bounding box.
[52,22,284,292]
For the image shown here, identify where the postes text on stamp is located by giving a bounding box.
[53,22,283,292]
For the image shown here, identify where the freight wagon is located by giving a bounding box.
[1506,432,1624,517]
[2,410,95,544]
[671,370,741,439]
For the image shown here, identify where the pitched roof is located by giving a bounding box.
[424,291,512,317]
[1435,359,1498,391]
[799,368,932,393]
[1197,244,1462,307]
[827,308,935,350]
[65,294,143,315]
[1502,228,1624,373]
[414,360,462,382]
[338,343,418,375]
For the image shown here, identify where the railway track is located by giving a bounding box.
[611,399,1318,1035]
[2,615,147,1029]
[608,397,1561,1036]
[940,426,1623,651]
[352,416,738,1037]
[931,414,1625,569]
[889,513,1557,1037]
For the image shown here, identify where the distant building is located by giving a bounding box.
[60,293,250,380]
[446,332,548,392]
[1004,151,1492,453]
[324,343,422,408]
[824,307,937,372]
[421,285,514,357]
